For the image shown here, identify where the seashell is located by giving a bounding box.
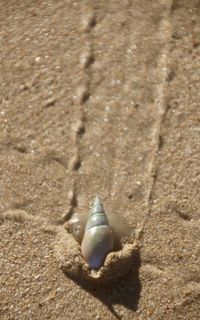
[67,196,131,270]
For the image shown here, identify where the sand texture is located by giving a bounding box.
[0,1,200,319]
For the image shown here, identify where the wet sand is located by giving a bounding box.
[0,1,200,319]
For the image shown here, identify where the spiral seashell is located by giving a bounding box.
[81,196,114,269]
[67,196,131,270]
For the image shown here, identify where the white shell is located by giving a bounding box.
[67,196,131,269]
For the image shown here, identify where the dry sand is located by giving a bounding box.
[0,1,200,319]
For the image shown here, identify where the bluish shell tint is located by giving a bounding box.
[81,226,114,269]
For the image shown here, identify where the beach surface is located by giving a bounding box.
[0,1,200,319]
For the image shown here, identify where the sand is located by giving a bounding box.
[0,0,200,319]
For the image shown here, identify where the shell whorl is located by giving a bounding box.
[85,196,109,231]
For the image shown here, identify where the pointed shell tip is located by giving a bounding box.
[92,195,104,213]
